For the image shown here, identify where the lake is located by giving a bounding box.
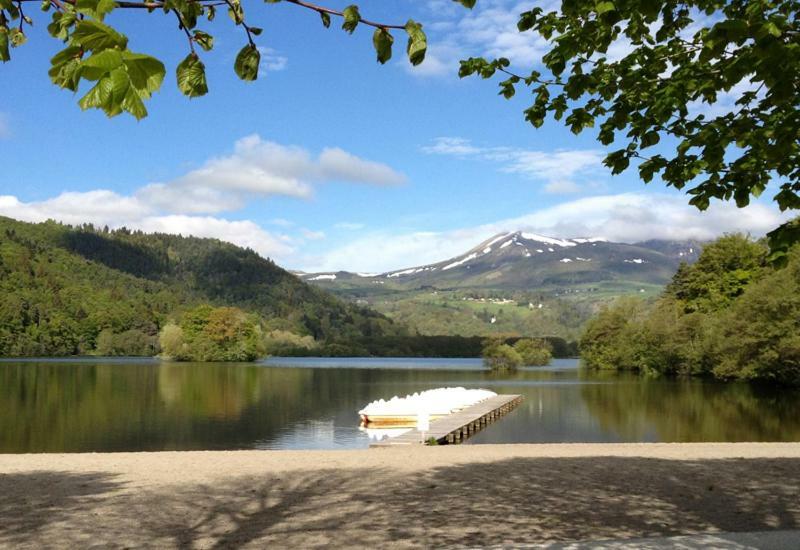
[1,357,799,453]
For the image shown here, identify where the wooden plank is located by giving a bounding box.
[370,394,522,447]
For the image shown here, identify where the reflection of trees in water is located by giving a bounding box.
[580,373,800,442]
[0,362,496,452]
[0,362,317,452]
[0,362,160,452]
[8,360,796,451]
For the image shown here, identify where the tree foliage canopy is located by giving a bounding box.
[580,232,800,385]
[0,0,441,118]
[459,1,800,259]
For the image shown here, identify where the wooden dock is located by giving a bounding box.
[369,394,523,447]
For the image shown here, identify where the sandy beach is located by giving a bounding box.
[2,443,800,548]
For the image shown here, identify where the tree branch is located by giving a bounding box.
[282,0,406,30]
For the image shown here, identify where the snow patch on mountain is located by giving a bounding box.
[443,252,478,271]
[481,232,513,253]
[308,274,336,281]
[520,233,578,248]
[572,237,608,244]
[387,268,417,278]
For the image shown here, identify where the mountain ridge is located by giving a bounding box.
[301,230,703,290]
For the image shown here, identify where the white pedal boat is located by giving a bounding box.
[359,387,497,426]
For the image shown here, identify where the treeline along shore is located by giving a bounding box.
[2,215,798,385]
[581,232,800,386]
[0,216,577,360]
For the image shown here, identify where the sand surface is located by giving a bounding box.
[2,443,800,548]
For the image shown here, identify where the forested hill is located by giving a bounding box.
[0,216,400,356]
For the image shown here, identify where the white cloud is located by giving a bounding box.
[136,183,246,214]
[136,215,293,258]
[424,137,604,193]
[543,180,582,194]
[0,137,405,263]
[136,135,404,215]
[0,193,294,259]
[300,228,326,240]
[318,147,406,186]
[302,193,792,272]
[421,137,481,156]
[0,191,153,226]
[407,0,558,78]
[498,149,605,184]
[257,47,288,72]
[0,113,9,140]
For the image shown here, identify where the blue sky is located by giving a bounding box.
[0,0,789,272]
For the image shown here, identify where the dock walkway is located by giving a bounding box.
[370,394,522,447]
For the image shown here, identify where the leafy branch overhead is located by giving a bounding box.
[459,0,800,262]
[0,0,448,119]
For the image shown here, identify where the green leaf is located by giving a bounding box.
[227,0,244,25]
[640,130,660,148]
[234,44,260,81]
[0,28,10,62]
[249,27,263,36]
[176,53,208,97]
[121,86,148,120]
[79,48,124,80]
[75,0,116,21]
[78,77,114,111]
[192,30,214,51]
[71,19,128,51]
[342,5,360,34]
[595,1,615,15]
[47,11,77,41]
[107,67,131,108]
[372,28,393,64]
[9,28,25,48]
[320,12,331,28]
[0,0,18,17]
[49,46,82,89]
[766,220,800,267]
[122,52,165,98]
[452,0,476,8]
[404,20,427,66]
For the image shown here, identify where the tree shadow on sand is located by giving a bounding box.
[133,456,800,548]
[0,471,122,546]
[4,457,800,548]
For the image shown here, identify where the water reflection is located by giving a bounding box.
[0,358,798,452]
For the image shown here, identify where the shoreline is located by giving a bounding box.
[2,443,800,548]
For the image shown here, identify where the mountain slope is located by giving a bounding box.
[300,231,703,340]
[303,231,702,290]
[0,216,398,356]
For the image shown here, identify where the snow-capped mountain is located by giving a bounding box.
[300,231,702,290]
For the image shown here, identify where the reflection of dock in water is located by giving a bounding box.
[370,394,523,447]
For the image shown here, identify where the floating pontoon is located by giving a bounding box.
[358,387,497,426]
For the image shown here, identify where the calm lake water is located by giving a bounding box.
[1,357,799,453]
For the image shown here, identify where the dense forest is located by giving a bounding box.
[0,217,578,359]
[580,234,800,385]
[0,216,402,357]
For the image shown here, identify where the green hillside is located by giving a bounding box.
[0,217,400,357]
